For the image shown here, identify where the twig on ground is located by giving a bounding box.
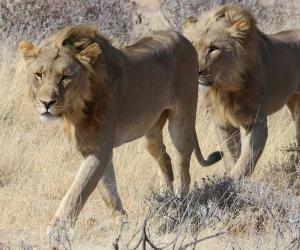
[113,221,127,250]
[177,232,224,250]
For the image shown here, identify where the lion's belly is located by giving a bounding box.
[114,126,148,147]
[265,78,300,115]
[266,98,290,115]
[113,113,162,147]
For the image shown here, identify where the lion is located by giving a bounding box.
[183,5,300,180]
[19,24,222,248]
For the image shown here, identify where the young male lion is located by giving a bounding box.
[183,5,300,179]
[19,24,222,248]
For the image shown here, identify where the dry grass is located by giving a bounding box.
[1,1,300,249]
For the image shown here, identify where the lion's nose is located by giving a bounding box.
[40,99,56,110]
[198,69,206,76]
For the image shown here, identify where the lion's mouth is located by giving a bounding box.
[40,112,62,123]
[198,78,214,86]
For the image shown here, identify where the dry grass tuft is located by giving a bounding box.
[148,177,233,234]
[145,176,300,248]
[262,143,300,195]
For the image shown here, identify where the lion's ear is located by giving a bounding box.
[183,16,198,30]
[225,7,256,40]
[228,17,252,39]
[18,40,39,60]
[77,43,101,65]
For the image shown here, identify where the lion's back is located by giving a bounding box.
[123,30,197,67]
[271,29,300,42]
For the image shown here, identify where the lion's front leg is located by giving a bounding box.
[46,150,112,249]
[230,117,268,179]
[215,124,241,174]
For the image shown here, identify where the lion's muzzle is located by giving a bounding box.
[198,77,213,87]
[38,98,63,123]
[198,70,214,87]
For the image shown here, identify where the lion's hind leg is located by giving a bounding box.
[287,95,300,146]
[167,111,194,197]
[98,159,126,220]
[145,111,174,192]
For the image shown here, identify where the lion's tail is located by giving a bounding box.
[193,131,223,167]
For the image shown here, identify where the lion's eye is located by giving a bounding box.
[60,74,72,87]
[35,72,43,80]
[209,45,219,53]
[61,75,72,82]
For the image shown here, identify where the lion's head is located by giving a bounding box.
[19,25,109,124]
[183,5,257,92]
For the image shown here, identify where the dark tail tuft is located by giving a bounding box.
[206,151,223,165]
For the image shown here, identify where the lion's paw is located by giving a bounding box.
[46,219,74,250]
[113,209,128,226]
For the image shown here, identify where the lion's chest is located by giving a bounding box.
[212,103,240,128]
[209,93,252,128]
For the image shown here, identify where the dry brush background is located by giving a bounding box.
[0,0,300,249]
